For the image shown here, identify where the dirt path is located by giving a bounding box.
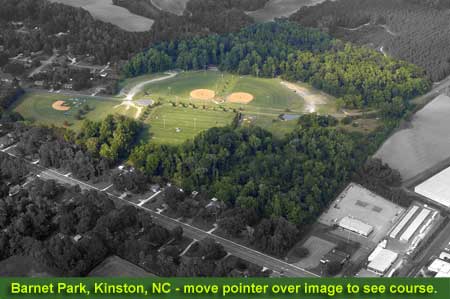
[280,81,327,113]
[121,72,178,101]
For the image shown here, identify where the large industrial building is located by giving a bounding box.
[415,166,450,207]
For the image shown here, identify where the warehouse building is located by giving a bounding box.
[390,205,419,239]
[415,166,450,207]
[338,216,374,237]
[367,249,398,275]
[399,208,431,242]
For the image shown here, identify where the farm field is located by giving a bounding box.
[12,93,132,130]
[247,0,326,22]
[144,105,236,145]
[151,0,188,16]
[375,94,450,181]
[88,255,155,277]
[48,0,154,32]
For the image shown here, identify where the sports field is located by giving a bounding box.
[12,93,132,130]
[144,105,235,145]
[138,71,336,138]
[13,71,337,144]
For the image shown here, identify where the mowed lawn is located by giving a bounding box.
[13,93,130,130]
[141,71,305,113]
[140,71,225,99]
[145,105,235,145]
[136,71,336,143]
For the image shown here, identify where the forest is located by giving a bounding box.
[124,21,430,109]
[129,120,363,226]
[290,0,450,81]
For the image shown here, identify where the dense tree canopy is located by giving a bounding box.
[130,118,365,225]
[124,21,430,109]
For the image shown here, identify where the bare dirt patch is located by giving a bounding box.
[281,81,327,113]
[52,100,71,111]
[227,92,254,104]
[190,89,216,101]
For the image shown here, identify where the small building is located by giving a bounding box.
[34,80,45,87]
[338,216,373,237]
[439,252,450,261]
[367,249,398,275]
[0,72,14,83]
[320,249,350,265]
[8,185,21,197]
[73,235,83,243]
[428,259,450,277]
[63,83,73,89]
[151,184,160,193]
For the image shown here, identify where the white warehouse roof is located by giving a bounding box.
[399,208,431,242]
[367,249,398,275]
[390,205,419,239]
[339,216,373,237]
[415,166,450,207]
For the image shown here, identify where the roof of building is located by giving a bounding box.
[367,249,398,274]
[399,208,430,242]
[440,252,450,261]
[338,216,373,237]
[415,166,450,207]
[428,259,450,277]
[321,249,350,264]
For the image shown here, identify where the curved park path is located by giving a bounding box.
[122,72,178,101]
[116,72,178,118]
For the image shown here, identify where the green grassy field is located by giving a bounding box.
[12,93,131,130]
[144,104,235,145]
[138,71,338,137]
[13,71,338,144]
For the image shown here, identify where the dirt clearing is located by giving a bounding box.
[190,89,216,101]
[281,81,327,113]
[227,92,254,104]
[52,101,71,111]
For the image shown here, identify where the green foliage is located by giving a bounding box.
[124,21,430,110]
[130,115,364,225]
[77,115,142,162]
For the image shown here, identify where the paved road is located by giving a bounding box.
[25,88,122,102]
[2,148,318,277]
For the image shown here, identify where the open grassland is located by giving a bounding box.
[144,105,235,145]
[49,0,154,32]
[12,93,132,130]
